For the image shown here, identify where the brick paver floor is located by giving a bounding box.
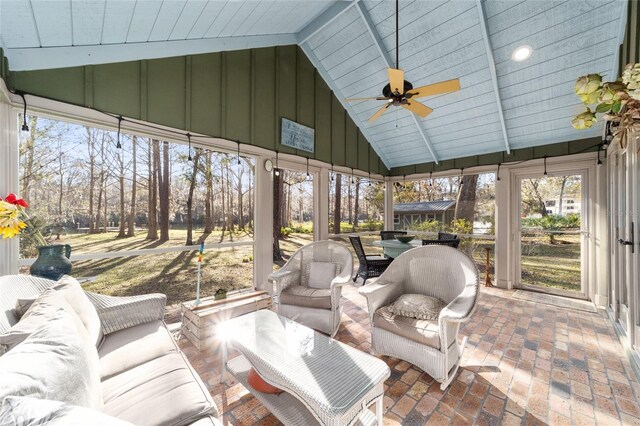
[176,285,640,425]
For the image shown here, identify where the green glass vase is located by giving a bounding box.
[30,244,72,281]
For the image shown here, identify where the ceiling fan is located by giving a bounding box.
[345,0,461,122]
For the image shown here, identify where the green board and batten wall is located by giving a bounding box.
[6,45,389,176]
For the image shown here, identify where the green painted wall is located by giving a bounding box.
[389,137,602,176]
[8,45,388,175]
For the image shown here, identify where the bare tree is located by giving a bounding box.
[204,152,213,233]
[353,178,360,228]
[146,139,159,240]
[127,136,137,237]
[454,174,478,224]
[20,116,39,205]
[159,141,170,241]
[117,145,126,238]
[186,150,202,245]
[333,174,342,234]
[273,169,284,261]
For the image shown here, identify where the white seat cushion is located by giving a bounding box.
[374,306,441,350]
[101,353,217,426]
[98,321,178,380]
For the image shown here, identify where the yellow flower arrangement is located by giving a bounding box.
[0,193,47,246]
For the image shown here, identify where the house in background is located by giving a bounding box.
[544,198,582,216]
[393,200,456,230]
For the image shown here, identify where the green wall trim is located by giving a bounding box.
[8,45,386,175]
[389,137,602,176]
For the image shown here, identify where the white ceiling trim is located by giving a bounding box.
[300,42,391,170]
[476,0,511,155]
[354,0,440,164]
[5,33,298,71]
[297,1,357,45]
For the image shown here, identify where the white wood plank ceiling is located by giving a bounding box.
[0,0,626,168]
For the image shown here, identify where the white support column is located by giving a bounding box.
[0,83,19,275]
[317,167,329,240]
[384,180,394,231]
[494,169,511,289]
[253,155,274,293]
[593,160,609,307]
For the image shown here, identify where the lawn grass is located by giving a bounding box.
[55,229,581,305]
[520,234,581,292]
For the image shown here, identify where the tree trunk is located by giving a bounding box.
[228,162,235,233]
[103,174,108,234]
[159,141,170,241]
[237,165,244,230]
[333,174,342,234]
[221,161,227,232]
[95,134,106,233]
[87,129,95,233]
[354,178,360,228]
[348,180,352,225]
[186,150,201,245]
[117,147,126,238]
[204,152,213,233]
[20,116,38,206]
[146,139,159,240]
[127,136,137,237]
[558,177,568,216]
[454,174,478,225]
[273,169,284,261]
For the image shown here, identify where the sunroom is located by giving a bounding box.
[0,1,639,425]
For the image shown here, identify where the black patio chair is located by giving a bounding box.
[438,231,458,240]
[379,230,408,240]
[422,238,461,248]
[349,236,393,285]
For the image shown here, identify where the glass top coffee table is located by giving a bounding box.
[219,310,390,426]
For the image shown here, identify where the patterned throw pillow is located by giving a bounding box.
[388,294,446,320]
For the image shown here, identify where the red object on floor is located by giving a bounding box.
[247,368,283,394]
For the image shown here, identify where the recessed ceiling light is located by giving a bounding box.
[512,45,532,62]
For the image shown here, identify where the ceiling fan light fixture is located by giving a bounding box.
[512,45,532,62]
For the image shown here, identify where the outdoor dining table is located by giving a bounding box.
[372,238,421,259]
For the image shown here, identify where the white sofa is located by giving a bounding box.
[0,274,221,426]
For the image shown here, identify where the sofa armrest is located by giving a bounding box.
[86,292,166,335]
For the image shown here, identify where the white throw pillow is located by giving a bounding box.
[0,396,132,426]
[388,294,446,320]
[307,262,337,289]
[0,302,103,409]
[12,276,103,348]
[0,289,79,351]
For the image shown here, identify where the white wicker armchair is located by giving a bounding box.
[359,246,479,390]
[269,241,353,337]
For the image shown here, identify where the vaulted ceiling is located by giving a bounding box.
[0,0,626,168]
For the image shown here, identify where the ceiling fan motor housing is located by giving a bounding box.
[383,80,413,98]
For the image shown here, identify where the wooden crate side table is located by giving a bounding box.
[180,290,272,350]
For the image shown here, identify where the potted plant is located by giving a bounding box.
[0,193,72,280]
[572,63,640,149]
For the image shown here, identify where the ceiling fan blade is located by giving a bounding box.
[402,100,433,118]
[387,68,405,95]
[368,104,390,122]
[406,79,461,99]
[344,97,389,101]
